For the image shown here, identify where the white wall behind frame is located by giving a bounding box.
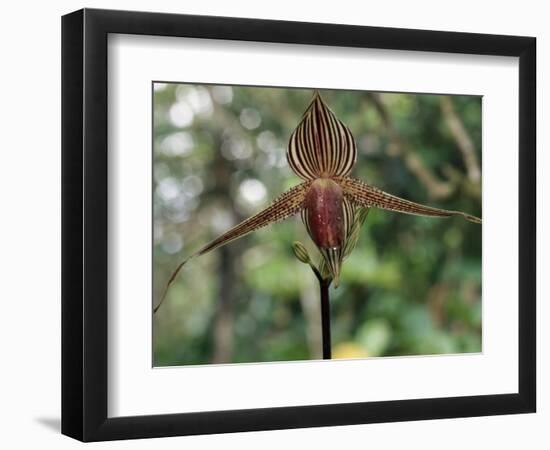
[0,1,545,450]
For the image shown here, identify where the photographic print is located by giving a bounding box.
[152,83,482,367]
[62,10,535,440]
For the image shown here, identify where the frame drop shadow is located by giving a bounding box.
[35,417,61,433]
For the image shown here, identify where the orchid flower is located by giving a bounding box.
[154,91,481,313]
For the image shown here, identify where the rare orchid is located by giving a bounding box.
[154,91,481,313]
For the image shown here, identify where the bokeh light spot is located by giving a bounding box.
[240,108,262,130]
[239,179,267,206]
[169,101,194,128]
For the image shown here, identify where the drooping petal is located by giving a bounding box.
[287,91,357,180]
[337,177,482,224]
[196,181,311,255]
[154,181,311,313]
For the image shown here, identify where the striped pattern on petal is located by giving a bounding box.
[154,181,311,313]
[342,207,370,260]
[319,247,343,287]
[287,91,357,180]
[342,195,356,238]
[318,201,370,283]
[338,177,482,224]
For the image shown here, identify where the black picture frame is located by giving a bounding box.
[61,8,536,442]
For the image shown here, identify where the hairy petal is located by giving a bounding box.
[196,181,311,255]
[287,91,357,180]
[338,177,482,224]
[154,181,311,313]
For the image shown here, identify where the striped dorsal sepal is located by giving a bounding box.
[287,91,357,180]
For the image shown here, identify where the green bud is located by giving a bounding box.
[292,241,311,264]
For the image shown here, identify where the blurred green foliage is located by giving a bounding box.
[153,83,482,366]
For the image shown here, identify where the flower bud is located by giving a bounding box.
[292,241,311,264]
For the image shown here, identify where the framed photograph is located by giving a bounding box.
[62,8,536,441]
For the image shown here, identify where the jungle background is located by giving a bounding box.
[153,84,482,366]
